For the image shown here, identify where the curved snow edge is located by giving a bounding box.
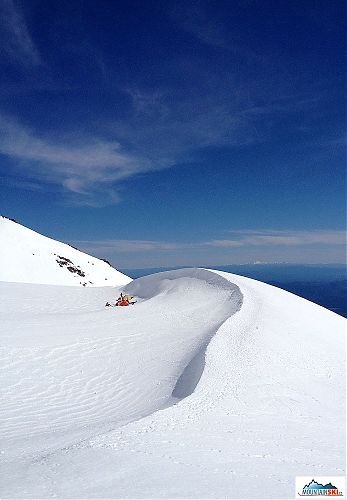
[123,267,244,405]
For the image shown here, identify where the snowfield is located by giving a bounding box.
[0,216,131,287]
[1,265,345,498]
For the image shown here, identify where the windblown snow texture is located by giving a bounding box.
[1,264,345,498]
[0,216,131,287]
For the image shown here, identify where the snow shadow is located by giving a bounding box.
[124,268,243,403]
[172,317,227,399]
[172,342,207,399]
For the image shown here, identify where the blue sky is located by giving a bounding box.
[0,0,345,267]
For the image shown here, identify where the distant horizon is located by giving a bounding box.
[121,262,347,271]
[2,215,346,269]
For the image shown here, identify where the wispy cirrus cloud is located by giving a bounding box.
[0,77,260,205]
[171,3,228,49]
[0,74,334,206]
[74,229,346,254]
[114,70,329,165]
[170,1,260,63]
[0,0,41,66]
[73,239,192,254]
[109,79,265,164]
[71,229,346,267]
[207,229,347,247]
[0,114,154,205]
[0,1,342,211]
[0,23,336,208]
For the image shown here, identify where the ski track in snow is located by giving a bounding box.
[0,268,345,498]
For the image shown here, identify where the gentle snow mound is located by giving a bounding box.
[1,269,241,459]
[0,268,345,499]
[0,216,131,286]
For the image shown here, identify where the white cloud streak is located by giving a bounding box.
[0,0,41,66]
[0,1,339,209]
[0,114,153,205]
[0,34,333,207]
[207,229,346,247]
[73,229,346,255]
[0,75,257,204]
[107,83,260,168]
[72,239,193,254]
[170,2,261,64]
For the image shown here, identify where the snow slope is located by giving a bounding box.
[0,267,345,498]
[0,216,131,287]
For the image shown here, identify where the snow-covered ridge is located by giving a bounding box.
[0,216,131,286]
[1,266,345,498]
